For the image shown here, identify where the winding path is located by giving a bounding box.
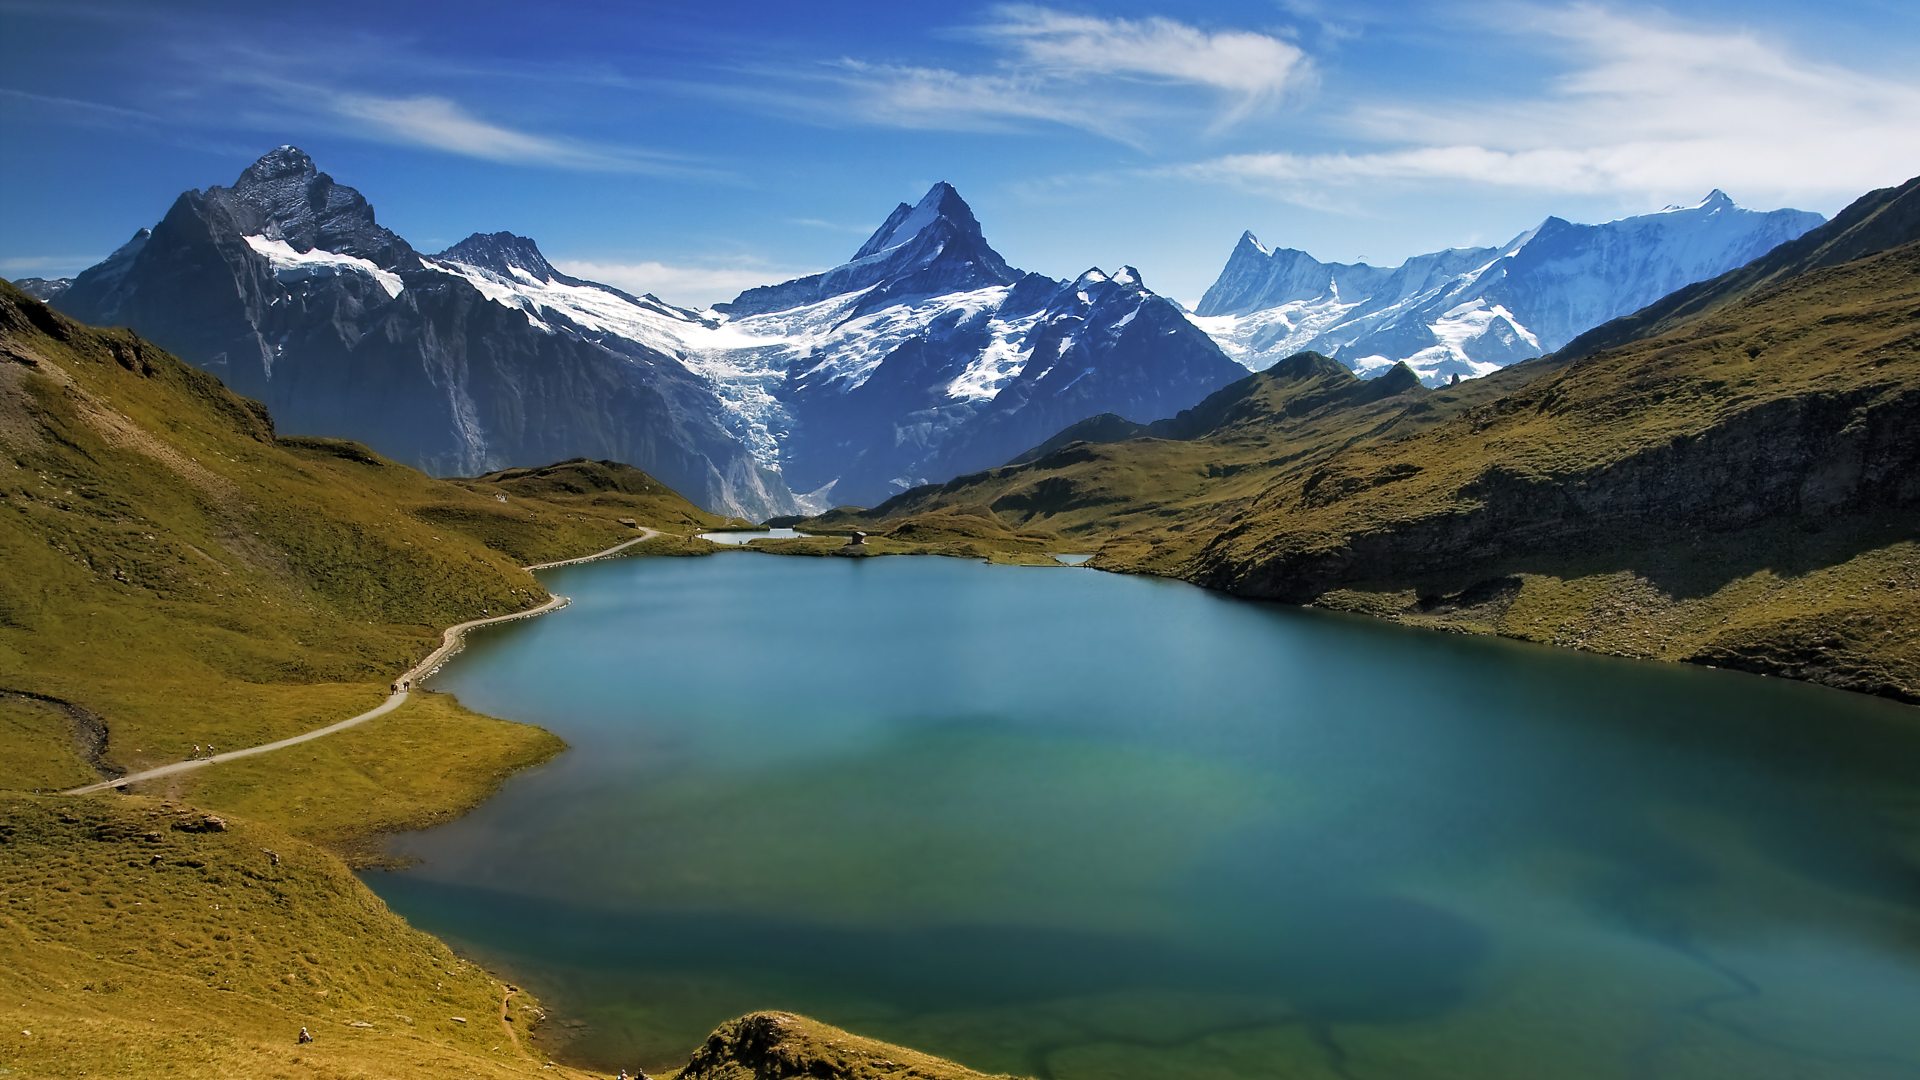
[64,527,660,797]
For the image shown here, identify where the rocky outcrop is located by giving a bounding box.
[1191,384,1920,602]
[679,1012,1017,1080]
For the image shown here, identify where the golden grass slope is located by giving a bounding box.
[0,793,599,1080]
[0,280,719,786]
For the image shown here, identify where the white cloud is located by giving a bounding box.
[827,60,1131,140]
[313,92,710,176]
[1,254,97,276]
[979,6,1313,127]
[556,258,815,309]
[1171,3,1920,205]
[328,94,594,167]
[793,7,1312,142]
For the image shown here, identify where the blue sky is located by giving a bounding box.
[3,0,1919,306]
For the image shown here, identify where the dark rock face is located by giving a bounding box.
[1197,386,1920,603]
[54,148,791,518]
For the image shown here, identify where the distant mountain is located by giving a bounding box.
[53,152,1241,515]
[1192,192,1825,384]
[9,277,71,301]
[435,181,1248,509]
[54,147,793,518]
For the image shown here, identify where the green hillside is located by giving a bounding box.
[0,280,725,791]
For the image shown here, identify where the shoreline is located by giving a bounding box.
[740,534,1920,708]
[64,528,661,797]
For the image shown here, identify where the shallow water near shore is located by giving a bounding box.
[367,554,1920,1079]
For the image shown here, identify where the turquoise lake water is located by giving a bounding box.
[366,553,1920,1079]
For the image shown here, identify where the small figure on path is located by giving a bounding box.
[264,849,281,868]
[298,1027,313,1044]
[192,744,202,759]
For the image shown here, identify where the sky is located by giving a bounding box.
[3,0,1919,308]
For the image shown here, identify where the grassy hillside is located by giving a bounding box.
[805,350,1547,561]
[808,181,1920,701]
[0,280,721,788]
[0,793,600,1079]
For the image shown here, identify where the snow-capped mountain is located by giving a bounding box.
[50,150,1241,515]
[416,181,1244,509]
[1192,191,1826,384]
[8,277,72,301]
[708,183,1247,506]
[53,147,794,518]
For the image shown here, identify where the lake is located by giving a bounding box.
[366,553,1920,1079]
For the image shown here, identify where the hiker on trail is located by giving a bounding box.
[192,744,202,759]
[298,1027,312,1044]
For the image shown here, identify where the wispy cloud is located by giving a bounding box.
[556,257,815,309]
[977,6,1313,128]
[0,254,98,276]
[323,92,686,173]
[786,217,872,235]
[745,6,1314,144]
[1168,3,1920,205]
[0,86,158,124]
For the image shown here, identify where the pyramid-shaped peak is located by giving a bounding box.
[239,145,318,185]
[1235,230,1270,256]
[438,231,559,280]
[1700,188,1734,209]
[852,181,986,261]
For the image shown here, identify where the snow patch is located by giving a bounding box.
[244,235,403,298]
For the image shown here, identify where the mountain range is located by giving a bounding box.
[44,148,1243,515]
[17,147,1839,514]
[1190,192,1825,384]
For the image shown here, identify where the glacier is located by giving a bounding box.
[1193,191,1826,385]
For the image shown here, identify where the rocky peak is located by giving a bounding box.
[217,146,417,271]
[720,182,1015,317]
[852,182,987,261]
[1268,351,1349,382]
[236,145,318,187]
[437,232,560,281]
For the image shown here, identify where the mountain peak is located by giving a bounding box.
[1701,188,1734,210]
[438,231,559,281]
[1235,230,1271,256]
[851,181,986,262]
[214,146,415,271]
[238,145,318,185]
